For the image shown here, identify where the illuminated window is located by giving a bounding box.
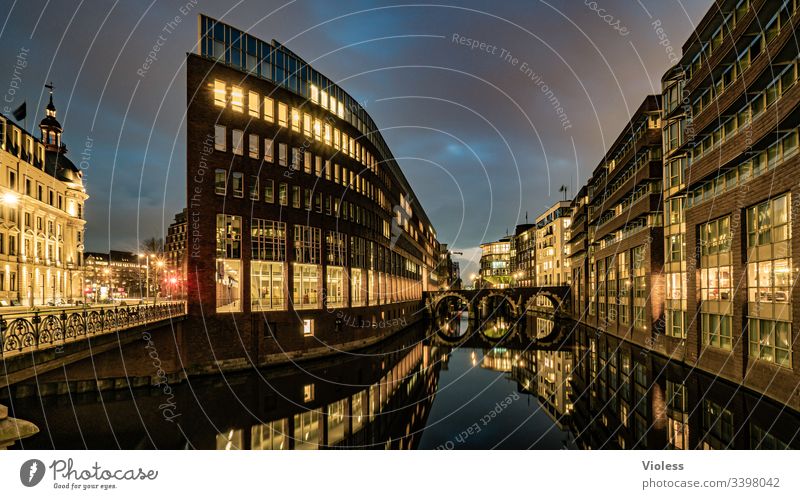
[320,89,328,109]
[292,186,300,208]
[278,143,287,166]
[337,100,344,119]
[313,119,322,142]
[291,107,301,133]
[214,169,226,195]
[264,138,274,162]
[248,91,260,117]
[702,313,732,350]
[303,113,312,138]
[248,134,259,159]
[213,79,226,107]
[309,84,319,104]
[279,183,288,206]
[232,172,244,198]
[749,318,791,367]
[304,151,312,174]
[302,318,314,336]
[333,128,340,149]
[215,214,242,313]
[263,96,274,122]
[265,179,274,203]
[231,129,243,155]
[231,85,244,112]
[214,125,226,151]
[278,102,288,127]
[323,123,332,146]
[249,175,259,200]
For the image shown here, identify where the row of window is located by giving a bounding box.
[212,81,378,174]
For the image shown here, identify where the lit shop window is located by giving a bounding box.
[251,261,284,311]
[214,79,226,107]
[231,85,244,112]
[326,266,345,307]
[263,96,274,123]
[215,214,242,313]
[351,267,364,306]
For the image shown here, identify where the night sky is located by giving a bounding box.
[0,0,711,279]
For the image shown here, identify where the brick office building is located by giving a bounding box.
[185,15,440,368]
[665,0,800,408]
[582,96,665,347]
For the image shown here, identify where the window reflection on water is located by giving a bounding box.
[8,313,800,450]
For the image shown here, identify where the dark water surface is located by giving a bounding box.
[7,313,800,449]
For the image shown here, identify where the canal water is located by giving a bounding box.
[7,312,800,449]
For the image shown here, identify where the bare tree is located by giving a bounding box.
[141,237,164,257]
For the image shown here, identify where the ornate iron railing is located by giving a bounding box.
[0,301,186,359]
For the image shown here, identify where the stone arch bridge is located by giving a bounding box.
[424,286,571,322]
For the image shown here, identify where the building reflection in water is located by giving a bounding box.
[8,315,800,449]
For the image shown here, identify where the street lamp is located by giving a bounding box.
[154,259,165,302]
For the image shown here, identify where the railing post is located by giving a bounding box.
[60,310,67,344]
[32,312,41,349]
[0,315,5,358]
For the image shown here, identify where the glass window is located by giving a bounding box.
[248,134,259,159]
[249,175,259,200]
[291,107,301,133]
[326,266,345,307]
[278,143,288,166]
[263,96,274,122]
[279,183,288,206]
[293,263,319,309]
[232,172,244,198]
[215,169,226,195]
[293,410,320,450]
[231,129,243,155]
[264,138,274,162]
[251,261,284,311]
[265,179,274,203]
[214,79,226,107]
[278,101,288,127]
[214,125,226,151]
[231,85,244,112]
[215,214,242,313]
[248,91,260,118]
